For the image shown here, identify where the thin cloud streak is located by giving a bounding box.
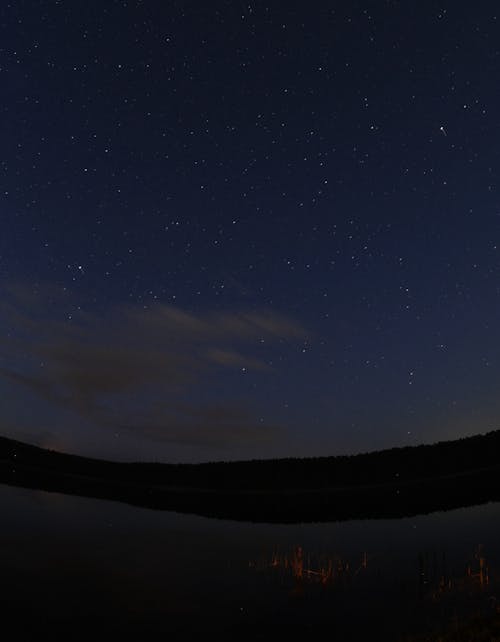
[0,284,306,448]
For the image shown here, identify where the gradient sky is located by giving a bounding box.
[2,1,500,462]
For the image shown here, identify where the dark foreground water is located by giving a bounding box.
[1,485,500,641]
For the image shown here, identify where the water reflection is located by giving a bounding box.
[2,486,500,640]
[417,545,492,600]
[249,542,500,637]
[253,543,493,589]
[250,546,368,588]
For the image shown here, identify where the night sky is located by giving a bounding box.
[2,1,500,462]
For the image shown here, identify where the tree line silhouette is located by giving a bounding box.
[1,430,499,489]
[1,430,499,522]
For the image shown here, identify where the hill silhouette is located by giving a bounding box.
[1,431,500,522]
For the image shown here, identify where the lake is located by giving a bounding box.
[1,484,499,640]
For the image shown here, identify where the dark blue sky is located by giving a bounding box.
[2,1,500,462]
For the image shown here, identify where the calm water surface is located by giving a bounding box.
[1,485,500,640]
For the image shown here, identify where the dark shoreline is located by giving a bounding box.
[2,461,500,523]
[2,431,500,522]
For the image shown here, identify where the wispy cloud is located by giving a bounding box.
[0,283,306,448]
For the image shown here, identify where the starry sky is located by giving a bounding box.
[1,1,500,463]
